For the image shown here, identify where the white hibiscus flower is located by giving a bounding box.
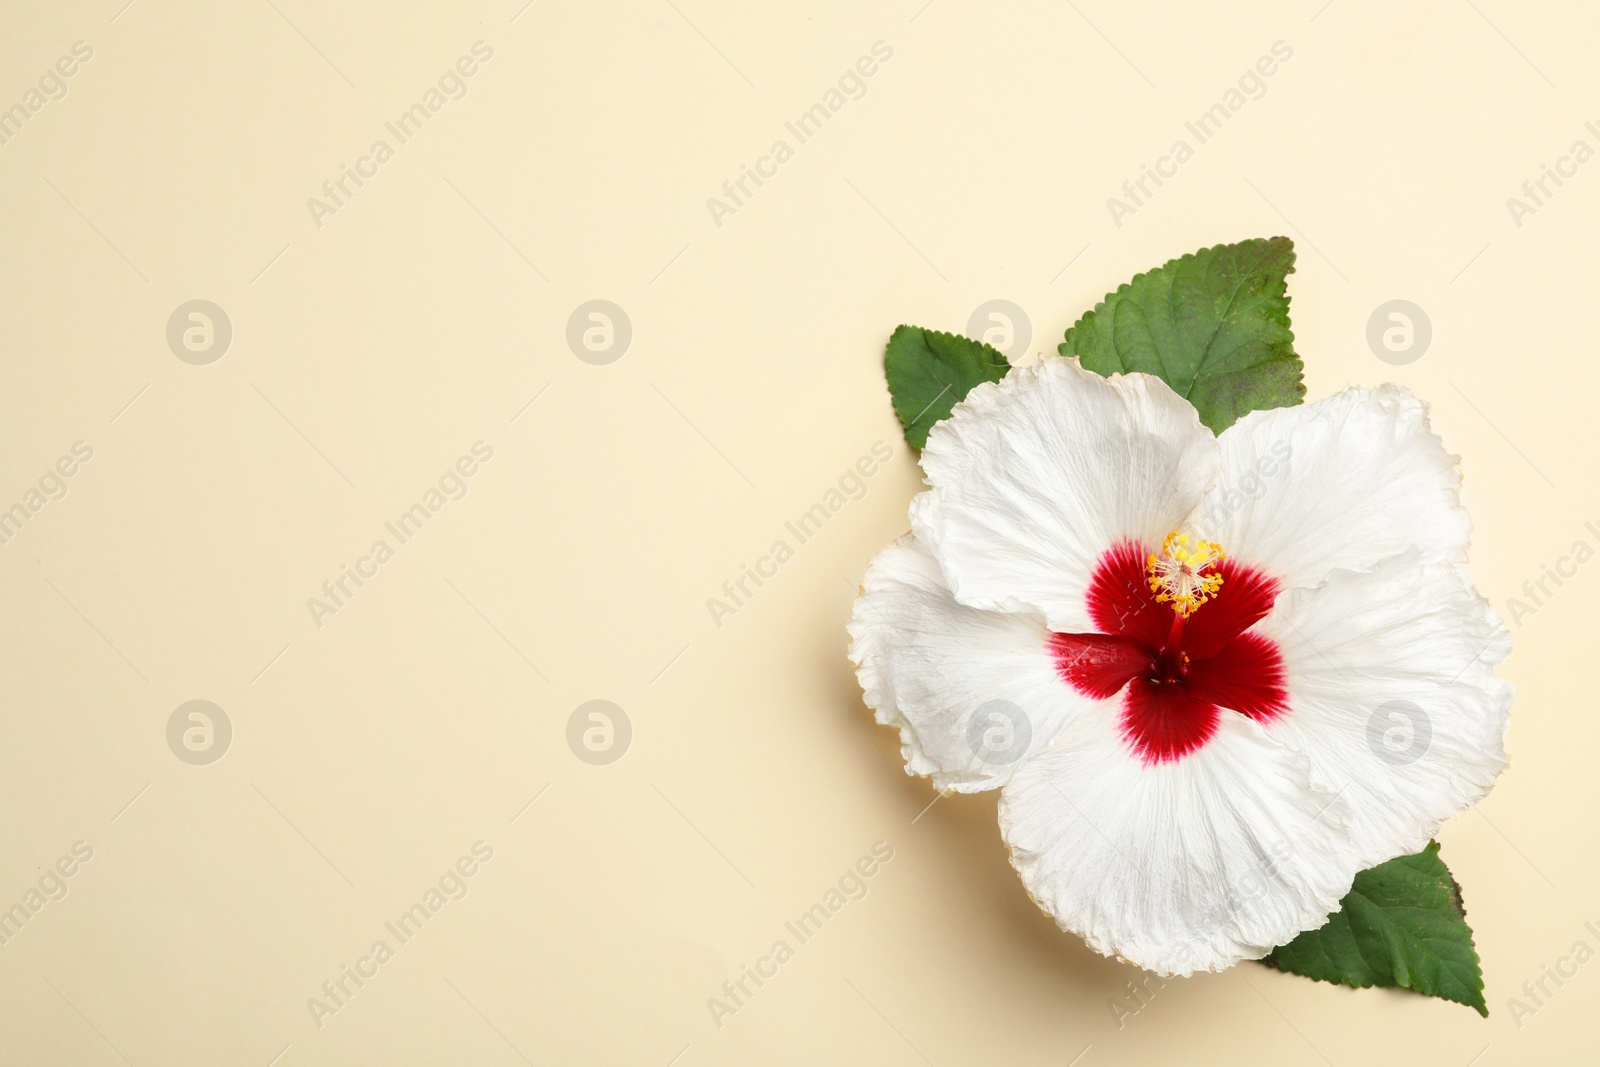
[848,356,1511,976]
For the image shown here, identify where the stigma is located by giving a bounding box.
[1146,531,1226,617]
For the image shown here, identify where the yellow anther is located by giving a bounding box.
[1145,531,1226,617]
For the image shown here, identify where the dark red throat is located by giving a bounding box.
[1049,540,1289,763]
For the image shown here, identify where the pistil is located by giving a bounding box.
[1146,531,1227,617]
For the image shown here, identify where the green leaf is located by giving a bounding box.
[1060,236,1304,433]
[1261,842,1487,1016]
[884,325,1010,449]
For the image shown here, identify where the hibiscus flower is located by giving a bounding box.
[848,356,1511,976]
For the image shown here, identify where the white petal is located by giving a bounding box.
[1257,551,1512,871]
[848,535,1094,793]
[1204,385,1471,589]
[912,357,1220,632]
[999,710,1357,975]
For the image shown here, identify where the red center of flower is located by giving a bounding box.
[1049,540,1289,764]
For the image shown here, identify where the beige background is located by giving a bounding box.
[0,0,1594,1063]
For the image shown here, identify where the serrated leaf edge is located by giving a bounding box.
[1059,235,1305,415]
[1260,843,1488,1017]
